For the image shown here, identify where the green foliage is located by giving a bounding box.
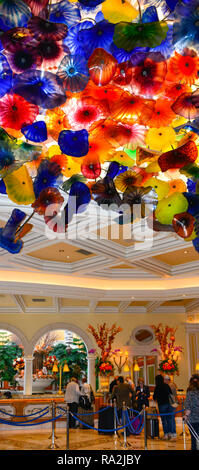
[49,338,87,385]
[0,342,23,384]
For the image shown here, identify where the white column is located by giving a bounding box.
[87,354,96,392]
[24,356,34,396]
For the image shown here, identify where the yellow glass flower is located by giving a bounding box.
[102,0,138,24]
[4,165,35,205]
[146,127,176,152]
[109,150,136,167]
[115,169,142,192]
[155,192,188,225]
[63,156,81,177]
[48,145,61,158]
[143,177,169,200]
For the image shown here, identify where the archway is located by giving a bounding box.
[0,325,28,393]
[23,322,96,395]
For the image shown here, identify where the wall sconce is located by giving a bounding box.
[133,361,140,372]
[111,349,129,374]
[195,360,199,373]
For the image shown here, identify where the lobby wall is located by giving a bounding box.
[0,310,189,390]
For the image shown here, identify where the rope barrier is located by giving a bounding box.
[70,411,130,432]
[125,410,144,435]
[0,406,50,418]
[57,405,111,416]
[0,412,65,427]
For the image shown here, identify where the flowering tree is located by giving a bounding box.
[88,323,122,376]
[87,322,122,362]
[151,323,183,375]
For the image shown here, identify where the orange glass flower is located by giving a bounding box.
[45,107,68,141]
[109,90,144,122]
[142,99,175,128]
[167,49,199,85]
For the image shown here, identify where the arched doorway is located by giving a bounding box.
[0,326,27,393]
[23,322,96,395]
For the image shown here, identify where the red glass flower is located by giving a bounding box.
[0,93,39,130]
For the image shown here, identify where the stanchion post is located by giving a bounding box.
[66,405,70,450]
[143,405,148,450]
[113,399,117,439]
[122,402,127,449]
[48,401,58,450]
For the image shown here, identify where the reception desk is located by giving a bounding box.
[0,392,185,428]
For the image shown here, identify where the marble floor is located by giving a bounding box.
[0,421,191,451]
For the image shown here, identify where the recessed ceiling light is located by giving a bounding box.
[184,250,188,254]
[66,256,70,259]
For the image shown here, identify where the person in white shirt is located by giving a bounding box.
[65,377,82,428]
[81,377,91,399]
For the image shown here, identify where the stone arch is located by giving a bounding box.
[0,321,29,352]
[27,321,95,356]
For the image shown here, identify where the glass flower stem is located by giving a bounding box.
[15,211,35,235]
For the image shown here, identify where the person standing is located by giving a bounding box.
[112,376,133,436]
[184,374,199,450]
[65,377,82,428]
[164,375,177,439]
[153,374,174,440]
[135,377,150,412]
[81,376,95,407]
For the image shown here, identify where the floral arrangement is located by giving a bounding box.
[13,357,25,370]
[158,358,179,375]
[151,323,183,375]
[95,356,114,377]
[88,322,122,362]
[0,2,199,255]
[43,355,57,370]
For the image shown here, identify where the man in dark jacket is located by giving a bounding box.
[112,376,133,436]
[135,377,150,411]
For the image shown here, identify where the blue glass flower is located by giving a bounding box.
[78,0,105,6]
[187,179,197,193]
[58,129,89,158]
[49,0,81,28]
[21,121,48,143]
[78,20,115,59]
[0,0,31,29]
[107,162,128,179]
[0,179,6,194]
[63,20,93,57]
[33,159,63,198]
[173,0,199,45]
[183,192,199,216]
[69,181,91,213]
[192,236,199,253]
[12,69,66,109]
[0,208,26,254]
[0,53,12,98]
[57,53,89,93]
[142,6,159,23]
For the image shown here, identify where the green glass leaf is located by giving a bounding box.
[124,148,136,160]
[113,21,169,51]
[61,174,86,193]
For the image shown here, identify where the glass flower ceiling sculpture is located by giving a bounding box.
[0,0,199,253]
